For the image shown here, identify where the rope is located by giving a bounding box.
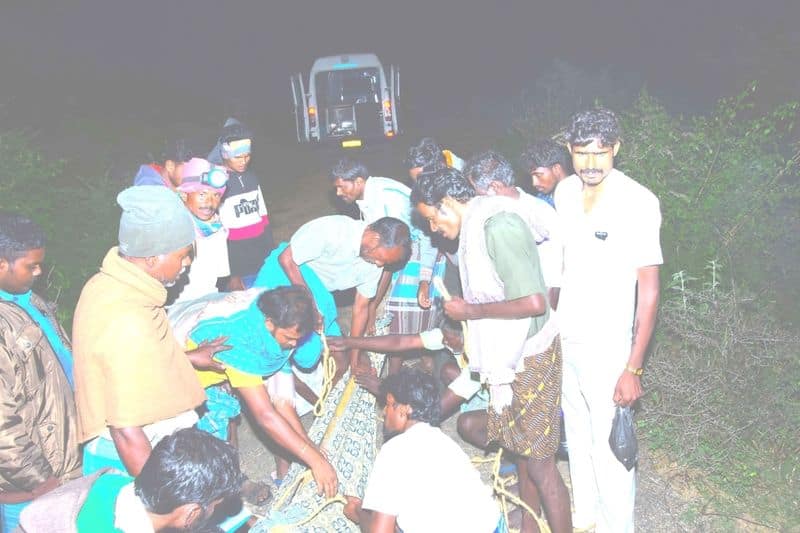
[431,277,469,369]
[269,470,348,532]
[269,376,360,531]
[312,333,336,417]
[433,279,548,530]
[472,449,551,533]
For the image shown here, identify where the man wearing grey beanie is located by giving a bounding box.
[72,186,230,478]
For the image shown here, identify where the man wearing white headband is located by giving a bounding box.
[208,118,275,291]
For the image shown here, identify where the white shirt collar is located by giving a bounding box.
[114,483,155,533]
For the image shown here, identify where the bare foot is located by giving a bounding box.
[343,496,362,524]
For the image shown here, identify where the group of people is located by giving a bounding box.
[0,106,662,533]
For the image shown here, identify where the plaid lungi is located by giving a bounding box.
[385,242,447,335]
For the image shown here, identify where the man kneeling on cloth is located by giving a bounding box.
[412,167,571,533]
[168,285,338,500]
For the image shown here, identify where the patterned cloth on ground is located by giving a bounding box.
[252,321,389,532]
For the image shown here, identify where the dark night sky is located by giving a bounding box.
[1,1,798,129]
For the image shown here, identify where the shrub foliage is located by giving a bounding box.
[618,85,799,303]
[643,264,799,528]
[509,82,799,527]
[0,131,119,323]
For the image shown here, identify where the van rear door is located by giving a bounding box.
[389,64,400,134]
[290,73,309,143]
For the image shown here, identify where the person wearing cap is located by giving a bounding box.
[72,186,229,478]
[170,158,231,305]
[208,118,275,291]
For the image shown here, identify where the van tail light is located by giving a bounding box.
[308,105,317,129]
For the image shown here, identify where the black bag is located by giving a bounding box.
[608,406,638,471]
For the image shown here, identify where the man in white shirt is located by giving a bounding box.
[329,158,441,375]
[351,368,501,533]
[555,108,662,533]
[256,215,411,374]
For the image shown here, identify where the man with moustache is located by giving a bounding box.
[555,108,662,533]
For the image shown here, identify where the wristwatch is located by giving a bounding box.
[625,364,643,376]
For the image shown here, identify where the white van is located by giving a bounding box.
[290,53,400,147]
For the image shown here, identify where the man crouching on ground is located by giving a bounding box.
[347,368,501,533]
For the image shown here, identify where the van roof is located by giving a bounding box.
[310,53,382,73]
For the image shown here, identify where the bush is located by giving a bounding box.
[641,262,799,528]
[618,85,799,311]
[499,59,640,162]
[0,131,119,324]
[506,81,800,527]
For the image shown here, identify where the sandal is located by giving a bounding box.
[499,462,517,476]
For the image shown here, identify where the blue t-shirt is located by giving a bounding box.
[189,299,321,376]
[537,191,555,208]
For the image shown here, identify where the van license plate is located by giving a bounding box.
[342,139,362,148]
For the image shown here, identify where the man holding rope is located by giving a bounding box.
[168,285,338,500]
[412,166,571,533]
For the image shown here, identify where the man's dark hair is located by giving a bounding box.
[366,217,412,269]
[519,140,573,175]
[219,119,253,145]
[0,213,46,263]
[410,167,475,207]
[404,137,446,172]
[380,368,441,426]
[441,318,462,336]
[135,427,244,515]
[462,150,515,190]
[257,285,317,337]
[368,217,411,250]
[328,158,369,182]
[564,108,621,147]
[156,136,201,165]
